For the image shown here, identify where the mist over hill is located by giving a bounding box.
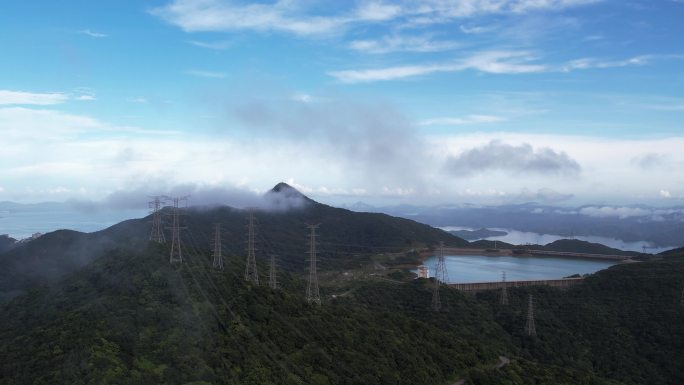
[1,183,684,384]
[0,183,465,296]
[0,235,16,254]
[1,225,682,384]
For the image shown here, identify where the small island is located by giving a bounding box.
[449,228,508,241]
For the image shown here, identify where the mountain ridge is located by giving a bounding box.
[0,183,466,295]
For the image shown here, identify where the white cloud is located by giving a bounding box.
[75,95,96,101]
[420,114,506,126]
[460,188,507,197]
[151,0,600,37]
[282,178,366,197]
[188,40,232,50]
[445,139,581,177]
[151,0,347,36]
[463,50,548,73]
[660,190,672,198]
[329,63,449,83]
[631,153,670,169]
[354,2,402,21]
[329,50,547,83]
[0,90,69,105]
[0,106,173,144]
[0,107,103,140]
[561,55,650,72]
[514,187,574,203]
[79,29,108,38]
[459,24,495,34]
[2,93,683,207]
[349,34,460,54]
[127,97,149,104]
[291,93,316,103]
[510,0,600,13]
[329,51,655,83]
[579,206,651,219]
[382,186,416,196]
[406,0,601,19]
[187,69,227,78]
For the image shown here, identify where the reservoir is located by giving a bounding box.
[420,254,617,284]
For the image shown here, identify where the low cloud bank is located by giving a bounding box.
[445,140,581,177]
[70,183,309,212]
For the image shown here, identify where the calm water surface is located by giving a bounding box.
[420,254,617,283]
[0,206,148,239]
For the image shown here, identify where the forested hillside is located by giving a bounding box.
[1,239,682,384]
[0,183,465,295]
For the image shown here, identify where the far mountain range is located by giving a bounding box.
[343,202,684,249]
[0,183,649,298]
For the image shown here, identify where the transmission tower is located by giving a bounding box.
[212,223,223,270]
[435,241,449,283]
[268,254,278,289]
[501,271,509,305]
[525,294,537,337]
[148,196,166,243]
[167,196,188,264]
[432,242,448,311]
[244,209,259,284]
[431,275,441,311]
[306,224,321,305]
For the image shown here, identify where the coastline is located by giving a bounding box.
[416,247,635,264]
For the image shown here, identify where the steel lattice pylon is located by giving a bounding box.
[244,210,259,284]
[306,224,321,305]
[525,294,537,337]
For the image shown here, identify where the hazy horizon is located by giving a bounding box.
[1,1,683,208]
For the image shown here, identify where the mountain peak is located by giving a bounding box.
[270,182,299,194]
[264,182,315,209]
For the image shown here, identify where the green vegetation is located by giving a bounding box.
[448,228,507,241]
[0,199,465,294]
[0,235,16,254]
[476,255,684,384]
[1,188,681,384]
[1,238,683,384]
[660,246,684,258]
[0,244,507,384]
[529,239,639,257]
[472,238,639,257]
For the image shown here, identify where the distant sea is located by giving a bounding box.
[0,202,148,240]
[0,203,675,255]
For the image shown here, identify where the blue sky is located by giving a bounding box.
[0,0,683,207]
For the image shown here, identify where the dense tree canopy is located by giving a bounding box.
[1,239,682,384]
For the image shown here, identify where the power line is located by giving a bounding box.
[167,196,189,264]
[501,271,509,305]
[244,209,259,284]
[306,224,321,305]
[212,223,223,270]
[435,241,449,283]
[525,294,537,337]
[431,276,441,312]
[269,254,278,289]
[432,242,447,311]
[148,195,166,243]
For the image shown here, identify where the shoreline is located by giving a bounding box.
[417,247,635,264]
[409,247,631,284]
